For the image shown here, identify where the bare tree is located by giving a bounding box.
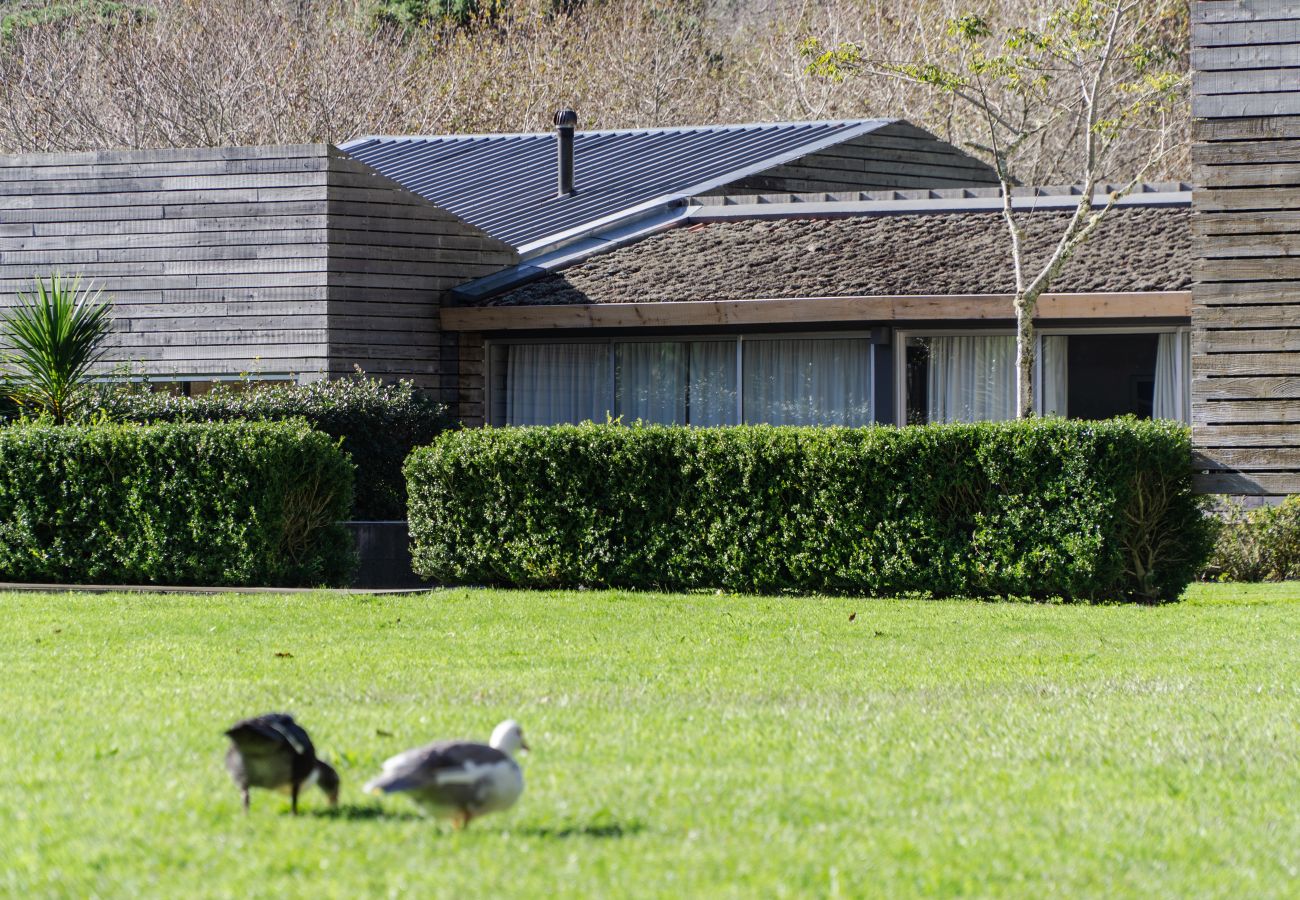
[0,0,1188,195]
[805,0,1187,417]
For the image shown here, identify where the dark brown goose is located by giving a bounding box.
[224,713,339,814]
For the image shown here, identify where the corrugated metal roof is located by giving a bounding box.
[341,120,893,254]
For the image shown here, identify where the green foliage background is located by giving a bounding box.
[1207,495,1300,582]
[407,418,1213,602]
[0,420,355,586]
[90,376,450,520]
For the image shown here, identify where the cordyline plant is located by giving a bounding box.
[1,274,113,423]
[804,0,1187,418]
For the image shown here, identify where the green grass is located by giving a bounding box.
[1,583,1298,898]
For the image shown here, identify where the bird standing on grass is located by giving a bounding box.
[224,713,340,815]
[364,719,528,828]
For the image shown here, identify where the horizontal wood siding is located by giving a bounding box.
[0,145,334,379]
[324,149,517,396]
[1192,0,1300,494]
[0,144,520,399]
[703,123,1000,195]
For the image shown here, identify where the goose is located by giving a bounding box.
[224,713,340,814]
[364,719,528,828]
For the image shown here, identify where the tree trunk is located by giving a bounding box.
[1015,295,1035,419]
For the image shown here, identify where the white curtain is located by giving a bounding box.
[688,341,738,426]
[506,343,610,425]
[927,335,1015,423]
[616,342,686,424]
[1153,331,1190,422]
[742,338,873,425]
[1041,335,1069,417]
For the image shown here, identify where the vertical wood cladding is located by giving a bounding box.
[1192,0,1300,494]
[0,144,517,392]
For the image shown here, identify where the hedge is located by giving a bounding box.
[88,375,452,519]
[0,421,355,587]
[406,419,1214,602]
[1205,495,1300,582]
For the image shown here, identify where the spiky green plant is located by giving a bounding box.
[1,274,113,423]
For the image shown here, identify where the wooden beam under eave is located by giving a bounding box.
[439,291,1191,331]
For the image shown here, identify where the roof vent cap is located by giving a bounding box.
[555,108,578,198]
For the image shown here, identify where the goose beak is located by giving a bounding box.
[520,739,530,752]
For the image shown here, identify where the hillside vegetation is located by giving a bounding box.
[0,0,1190,182]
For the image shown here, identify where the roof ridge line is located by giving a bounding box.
[340,118,896,149]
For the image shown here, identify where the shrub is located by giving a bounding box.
[0,421,355,587]
[406,419,1213,602]
[1206,496,1300,582]
[88,374,452,520]
[1,273,112,424]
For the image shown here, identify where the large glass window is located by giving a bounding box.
[615,341,737,426]
[492,335,875,427]
[742,337,873,426]
[506,343,611,426]
[903,329,1189,424]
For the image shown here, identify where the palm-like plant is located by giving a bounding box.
[1,274,113,424]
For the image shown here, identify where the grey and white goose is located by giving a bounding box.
[224,713,339,814]
[364,719,528,828]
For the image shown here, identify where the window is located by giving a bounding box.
[900,328,1190,424]
[743,337,873,426]
[616,341,737,426]
[489,335,876,427]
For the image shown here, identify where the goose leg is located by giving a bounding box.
[291,782,300,816]
[241,787,250,814]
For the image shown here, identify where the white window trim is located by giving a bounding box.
[893,325,1190,424]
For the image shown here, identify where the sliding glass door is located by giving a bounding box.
[901,328,1190,424]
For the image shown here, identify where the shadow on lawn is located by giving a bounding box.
[310,804,426,822]
[519,820,646,839]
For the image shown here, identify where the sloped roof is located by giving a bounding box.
[342,120,904,252]
[485,200,1191,307]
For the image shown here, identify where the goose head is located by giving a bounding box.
[315,760,340,807]
[489,719,530,757]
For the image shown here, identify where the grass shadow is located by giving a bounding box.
[309,804,426,822]
[518,820,646,840]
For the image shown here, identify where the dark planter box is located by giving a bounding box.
[345,521,430,590]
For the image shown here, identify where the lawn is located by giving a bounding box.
[1,584,1297,898]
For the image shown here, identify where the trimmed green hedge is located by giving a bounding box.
[0,421,355,587]
[89,375,451,520]
[406,419,1213,602]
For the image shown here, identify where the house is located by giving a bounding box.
[437,183,1192,429]
[0,118,998,411]
[2,13,1298,501]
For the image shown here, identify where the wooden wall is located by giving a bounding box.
[0,145,336,379]
[322,149,516,403]
[704,123,1000,195]
[1192,0,1300,494]
[0,144,516,400]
